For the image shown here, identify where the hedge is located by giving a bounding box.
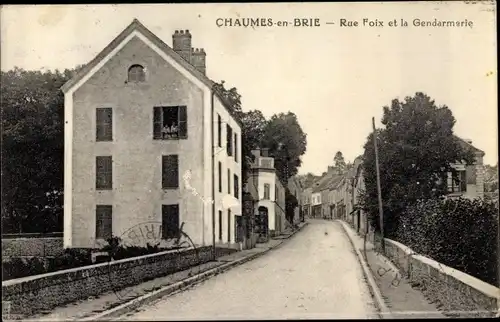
[394,197,498,286]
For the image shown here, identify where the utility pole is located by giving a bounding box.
[372,117,385,253]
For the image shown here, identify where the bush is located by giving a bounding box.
[102,235,162,260]
[395,197,498,285]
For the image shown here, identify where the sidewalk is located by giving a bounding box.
[29,222,308,321]
[339,221,446,319]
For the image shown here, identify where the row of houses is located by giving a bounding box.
[300,137,486,234]
[62,19,301,252]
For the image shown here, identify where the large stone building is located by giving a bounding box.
[62,19,242,248]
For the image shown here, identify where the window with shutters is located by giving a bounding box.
[234,133,238,162]
[96,108,113,141]
[162,155,179,189]
[218,162,222,193]
[96,156,112,190]
[217,114,222,147]
[96,205,112,239]
[162,204,180,239]
[128,64,146,82]
[234,174,239,199]
[226,125,233,156]
[263,183,270,200]
[447,170,467,193]
[153,106,187,140]
[227,169,231,195]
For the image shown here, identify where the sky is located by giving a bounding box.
[1,2,497,175]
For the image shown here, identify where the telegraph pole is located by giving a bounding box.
[372,117,385,253]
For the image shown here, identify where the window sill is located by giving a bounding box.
[96,188,113,191]
[154,137,188,141]
[162,187,179,190]
[96,139,113,143]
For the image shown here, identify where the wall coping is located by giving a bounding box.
[385,238,499,299]
[2,246,197,287]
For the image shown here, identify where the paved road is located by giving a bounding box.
[118,220,378,320]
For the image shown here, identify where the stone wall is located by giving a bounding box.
[2,238,64,258]
[384,238,498,318]
[2,246,234,317]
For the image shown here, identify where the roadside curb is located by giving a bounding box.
[82,226,309,321]
[337,220,391,320]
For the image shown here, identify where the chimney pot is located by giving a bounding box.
[172,28,192,62]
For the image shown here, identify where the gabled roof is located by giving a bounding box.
[61,18,242,127]
[328,175,345,190]
[454,136,484,156]
[312,171,344,193]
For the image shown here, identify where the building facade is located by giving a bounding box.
[445,137,485,200]
[245,149,286,240]
[287,176,303,223]
[62,19,242,248]
[301,187,313,219]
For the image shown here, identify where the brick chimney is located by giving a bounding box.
[191,48,206,75]
[261,148,269,157]
[172,30,192,62]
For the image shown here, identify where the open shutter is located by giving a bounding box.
[178,106,187,138]
[460,170,468,192]
[153,107,163,139]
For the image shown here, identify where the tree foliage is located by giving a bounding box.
[359,92,475,237]
[1,67,76,233]
[213,81,307,185]
[333,151,346,171]
[262,112,307,183]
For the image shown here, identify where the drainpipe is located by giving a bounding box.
[211,88,216,260]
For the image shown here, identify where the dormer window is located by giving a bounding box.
[128,64,146,82]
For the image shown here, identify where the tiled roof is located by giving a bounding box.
[61,18,242,127]
[312,171,344,193]
[454,136,484,156]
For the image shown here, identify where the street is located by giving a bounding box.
[118,220,378,320]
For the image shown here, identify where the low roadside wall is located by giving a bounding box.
[384,238,499,318]
[2,246,234,317]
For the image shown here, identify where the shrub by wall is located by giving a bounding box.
[395,197,498,286]
[2,240,169,281]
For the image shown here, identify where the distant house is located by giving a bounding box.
[350,156,366,234]
[61,19,243,248]
[245,148,286,241]
[288,176,304,223]
[328,175,347,220]
[311,167,343,219]
[301,186,313,219]
[445,137,485,199]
